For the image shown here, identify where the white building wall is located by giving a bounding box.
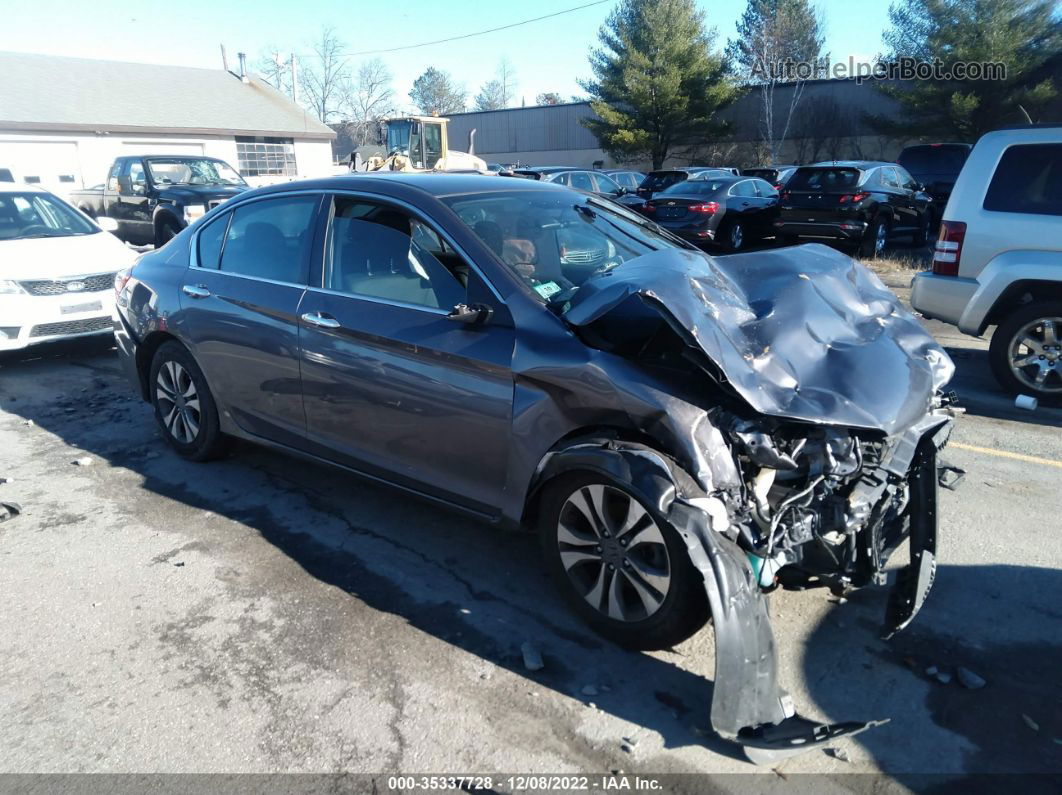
[0,130,334,198]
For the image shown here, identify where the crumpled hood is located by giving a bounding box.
[158,185,247,203]
[564,243,954,435]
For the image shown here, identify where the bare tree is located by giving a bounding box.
[343,58,395,146]
[728,0,825,162]
[536,92,563,105]
[474,80,506,111]
[298,27,352,123]
[254,47,293,96]
[496,58,517,107]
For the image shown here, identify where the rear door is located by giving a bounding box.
[297,194,515,513]
[882,167,917,230]
[180,192,322,447]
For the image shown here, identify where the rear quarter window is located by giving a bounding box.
[983,144,1062,217]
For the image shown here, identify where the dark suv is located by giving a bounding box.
[775,161,934,258]
[896,143,972,227]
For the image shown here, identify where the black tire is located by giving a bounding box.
[988,301,1062,403]
[155,218,181,248]
[538,471,710,650]
[149,341,228,460]
[860,215,888,259]
[722,220,745,253]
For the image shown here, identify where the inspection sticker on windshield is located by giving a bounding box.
[534,281,563,299]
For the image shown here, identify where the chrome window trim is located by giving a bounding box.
[304,285,451,316]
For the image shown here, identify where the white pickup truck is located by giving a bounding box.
[911,125,1062,401]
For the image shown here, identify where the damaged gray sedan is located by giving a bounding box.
[114,174,958,762]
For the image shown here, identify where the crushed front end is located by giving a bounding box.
[560,243,963,763]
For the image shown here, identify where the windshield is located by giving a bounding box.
[387,121,412,154]
[0,192,98,240]
[145,158,246,186]
[661,180,728,195]
[787,167,862,192]
[442,189,690,306]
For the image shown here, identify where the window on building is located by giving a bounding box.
[235,136,297,177]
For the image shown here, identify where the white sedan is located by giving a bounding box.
[0,185,138,351]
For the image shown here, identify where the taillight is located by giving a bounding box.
[114,267,132,296]
[689,202,719,214]
[932,221,966,276]
[839,192,869,203]
[643,202,656,213]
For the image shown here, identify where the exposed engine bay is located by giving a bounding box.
[550,243,963,763]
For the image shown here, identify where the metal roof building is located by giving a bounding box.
[0,51,336,195]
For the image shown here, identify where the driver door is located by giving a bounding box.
[297,194,515,514]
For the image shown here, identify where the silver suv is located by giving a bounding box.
[912,125,1062,400]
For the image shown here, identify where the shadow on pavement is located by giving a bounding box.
[0,340,744,768]
[943,346,1062,429]
[801,562,1061,781]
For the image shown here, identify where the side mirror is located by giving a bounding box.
[96,216,119,233]
[446,303,493,326]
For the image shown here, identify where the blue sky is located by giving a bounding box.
[2,0,893,112]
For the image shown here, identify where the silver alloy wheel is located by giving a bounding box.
[1008,316,1062,393]
[155,360,201,444]
[730,223,743,250]
[874,219,887,254]
[557,484,672,622]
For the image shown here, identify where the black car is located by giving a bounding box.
[643,175,779,251]
[775,161,933,258]
[741,165,797,190]
[113,173,957,762]
[896,143,972,226]
[635,168,734,200]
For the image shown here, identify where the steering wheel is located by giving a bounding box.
[20,225,52,237]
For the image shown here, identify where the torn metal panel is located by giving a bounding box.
[564,243,954,435]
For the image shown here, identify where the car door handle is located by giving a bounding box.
[301,312,341,329]
[181,284,211,299]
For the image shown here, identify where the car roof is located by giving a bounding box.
[806,161,893,169]
[0,183,45,194]
[246,172,571,201]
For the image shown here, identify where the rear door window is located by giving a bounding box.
[983,144,1062,217]
[197,212,230,269]
[590,173,622,195]
[219,195,318,284]
[729,180,756,197]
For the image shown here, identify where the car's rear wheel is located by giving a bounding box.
[722,220,745,252]
[989,302,1062,403]
[860,215,888,259]
[149,341,227,460]
[538,472,710,650]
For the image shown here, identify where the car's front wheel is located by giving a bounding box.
[538,472,710,650]
[989,301,1062,403]
[155,218,181,247]
[149,341,227,460]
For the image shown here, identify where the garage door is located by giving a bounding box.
[0,140,82,196]
[121,142,205,156]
